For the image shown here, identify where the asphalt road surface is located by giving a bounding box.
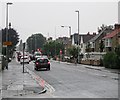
[26,60,118,98]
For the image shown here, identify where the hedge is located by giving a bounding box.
[103,52,120,69]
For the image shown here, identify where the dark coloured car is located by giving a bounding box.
[34,58,50,71]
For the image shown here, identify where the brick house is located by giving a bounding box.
[88,26,113,52]
[56,37,71,55]
[103,24,120,52]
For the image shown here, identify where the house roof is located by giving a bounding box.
[89,28,113,42]
[103,28,120,39]
[72,33,95,44]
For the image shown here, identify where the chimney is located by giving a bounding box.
[114,24,120,29]
[93,32,96,35]
[9,22,11,29]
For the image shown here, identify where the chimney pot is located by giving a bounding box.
[114,24,120,29]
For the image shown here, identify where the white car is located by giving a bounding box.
[20,56,30,64]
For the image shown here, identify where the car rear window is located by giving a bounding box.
[37,59,49,63]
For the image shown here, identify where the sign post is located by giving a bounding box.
[60,50,62,62]
[23,43,25,73]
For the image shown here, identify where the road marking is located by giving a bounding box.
[25,67,55,94]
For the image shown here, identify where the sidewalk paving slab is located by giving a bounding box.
[1,60,45,98]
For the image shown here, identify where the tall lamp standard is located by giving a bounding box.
[6,2,13,61]
[75,10,80,63]
[61,25,72,56]
[61,25,71,38]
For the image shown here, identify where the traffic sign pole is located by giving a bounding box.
[23,43,25,73]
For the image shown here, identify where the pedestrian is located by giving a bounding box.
[6,58,8,70]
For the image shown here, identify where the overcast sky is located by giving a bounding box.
[0,0,119,42]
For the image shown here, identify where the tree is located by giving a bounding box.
[67,46,79,59]
[2,28,19,57]
[98,24,113,33]
[26,33,46,53]
[103,45,120,69]
[43,41,65,57]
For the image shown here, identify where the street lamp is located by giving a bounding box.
[6,2,13,62]
[75,10,80,63]
[61,25,71,38]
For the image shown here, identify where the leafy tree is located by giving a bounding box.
[115,45,120,56]
[2,28,19,57]
[43,41,65,57]
[27,33,46,53]
[67,46,79,58]
[98,24,113,33]
[103,52,120,69]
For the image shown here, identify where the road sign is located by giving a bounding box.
[60,50,62,55]
[3,41,12,46]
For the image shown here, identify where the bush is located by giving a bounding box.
[103,52,120,69]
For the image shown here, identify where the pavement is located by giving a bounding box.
[55,60,120,75]
[1,59,46,99]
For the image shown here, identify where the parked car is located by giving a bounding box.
[34,58,50,71]
[20,55,30,64]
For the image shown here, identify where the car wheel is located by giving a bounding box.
[47,67,50,71]
[34,67,38,71]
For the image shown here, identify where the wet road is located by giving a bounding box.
[26,60,118,98]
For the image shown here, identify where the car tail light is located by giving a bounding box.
[36,62,39,65]
[48,62,50,64]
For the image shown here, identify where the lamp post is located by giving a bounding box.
[75,10,80,63]
[6,2,13,62]
[61,25,71,38]
[61,25,72,57]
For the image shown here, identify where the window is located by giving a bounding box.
[105,39,111,47]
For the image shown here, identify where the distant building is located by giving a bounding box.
[56,37,71,45]
[56,37,71,55]
[71,32,96,54]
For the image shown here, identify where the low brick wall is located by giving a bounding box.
[0,61,2,71]
[81,59,101,66]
